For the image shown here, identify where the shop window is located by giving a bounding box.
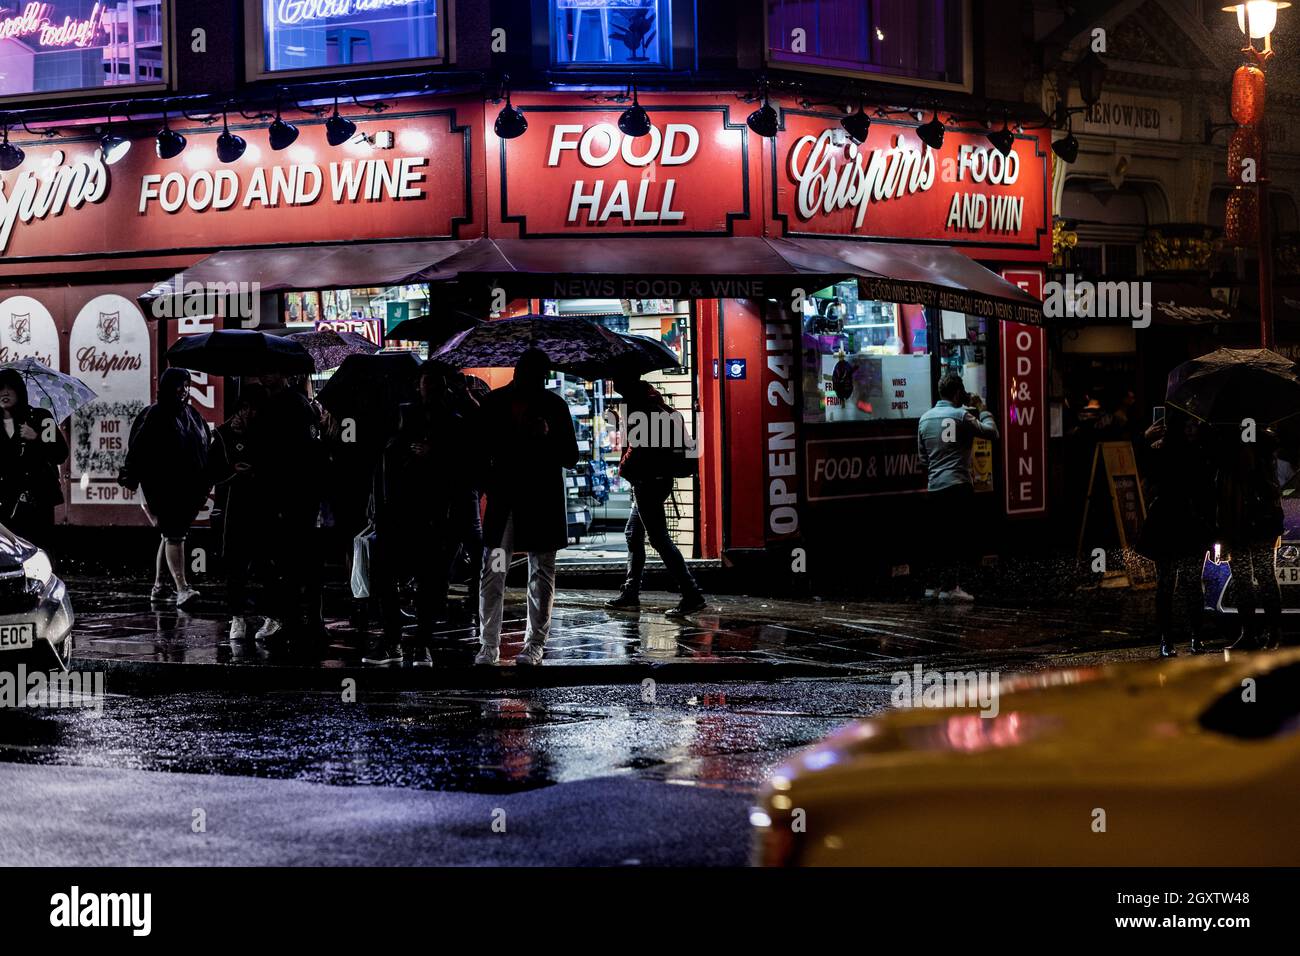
[801,281,932,423]
[768,0,966,86]
[252,0,444,77]
[0,0,168,100]
[550,0,672,68]
[937,311,989,409]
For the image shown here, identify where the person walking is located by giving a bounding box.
[442,372,485,623]
[1138,410,1215,657]
[366,362,457,666]
[244,371,320,640]
[605,373,706,617]
[0,367,69,554]
[1214,424,1284,650]
[208,385,267,642]
[121,367,210,606]
[916,373,999,602]
[475,348,578,666]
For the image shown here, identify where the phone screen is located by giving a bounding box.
[1152,406,1165,424]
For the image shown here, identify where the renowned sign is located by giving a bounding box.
[496,102,751,236]
[1001,270,1047,516]
[773,109,1050,260]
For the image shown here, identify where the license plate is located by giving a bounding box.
[0,623,34,650]
[1277,567,1300,585]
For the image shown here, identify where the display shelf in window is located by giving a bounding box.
[550,0,672,68]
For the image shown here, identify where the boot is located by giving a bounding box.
[1189,633,1208,655]
[1262,626,1283,650]
[1229,628,1260,651]
[1159,636,1178,658]
[605,590,640,610]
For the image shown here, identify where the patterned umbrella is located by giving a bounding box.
[0,357,97,424]
[557,332,682,380]
[285,329,380,370]
[432,315,638,370]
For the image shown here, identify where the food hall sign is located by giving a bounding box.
[772,110,1050,259]
[496,103,751,237]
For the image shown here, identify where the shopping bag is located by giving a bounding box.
[351,527,377,599]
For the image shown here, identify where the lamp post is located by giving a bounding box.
[1222,2,1289,349]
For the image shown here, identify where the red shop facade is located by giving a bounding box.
[0,91,1051,581]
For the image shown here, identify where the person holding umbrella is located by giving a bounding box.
[367,362,459,665]
[121,367,210,606]
[1214,424,1284,650]
[1165,348,1300,651]
[0,366,70,554]
[605,372,706,617]
[207,384,268,643]
[475,348,578,666]
[1138,409,1214,657]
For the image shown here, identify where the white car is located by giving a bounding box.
[0,525,74,673]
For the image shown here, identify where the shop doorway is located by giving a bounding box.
[548,297,705,564]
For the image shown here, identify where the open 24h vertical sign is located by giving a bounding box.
[1000,270,1046,515]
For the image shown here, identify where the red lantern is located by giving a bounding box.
[1231,63,1266,126]
[1228,126,1263,184]
[1225,186,1258,247]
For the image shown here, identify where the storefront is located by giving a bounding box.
[0,89,1051,580]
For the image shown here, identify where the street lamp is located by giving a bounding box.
[1222,2,1288,348]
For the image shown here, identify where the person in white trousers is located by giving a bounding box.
[475,349,579,665]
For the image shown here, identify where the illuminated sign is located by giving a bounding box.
[275,0,422,25]
[0,2,104,49]
[260,0,440,74]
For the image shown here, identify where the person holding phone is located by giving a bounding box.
[917,373,1000,602]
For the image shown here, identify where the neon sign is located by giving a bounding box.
[274,0,422,26]
[0,2,104,49]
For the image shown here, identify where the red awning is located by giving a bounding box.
[140,240,477,302]
[142,237,1044,324]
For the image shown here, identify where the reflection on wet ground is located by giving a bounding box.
[0,680,888,794]
[66,576,1156,671]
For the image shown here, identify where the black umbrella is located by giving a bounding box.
[556,333,682,380]
[1167,348,1300,426]
[166,329,315,376]
[386,311,483,349]
[432,315,637,370]
[316,351,422,440]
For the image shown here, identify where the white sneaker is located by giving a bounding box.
[939,587,975,603]
[229,617,247,642]
[255,617,282,640]
[175,587,200,607]
[514,642,545,666]
[474,646,500,666]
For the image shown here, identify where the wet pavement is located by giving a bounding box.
[1,567,1206,865]
[64,574,1168,686]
